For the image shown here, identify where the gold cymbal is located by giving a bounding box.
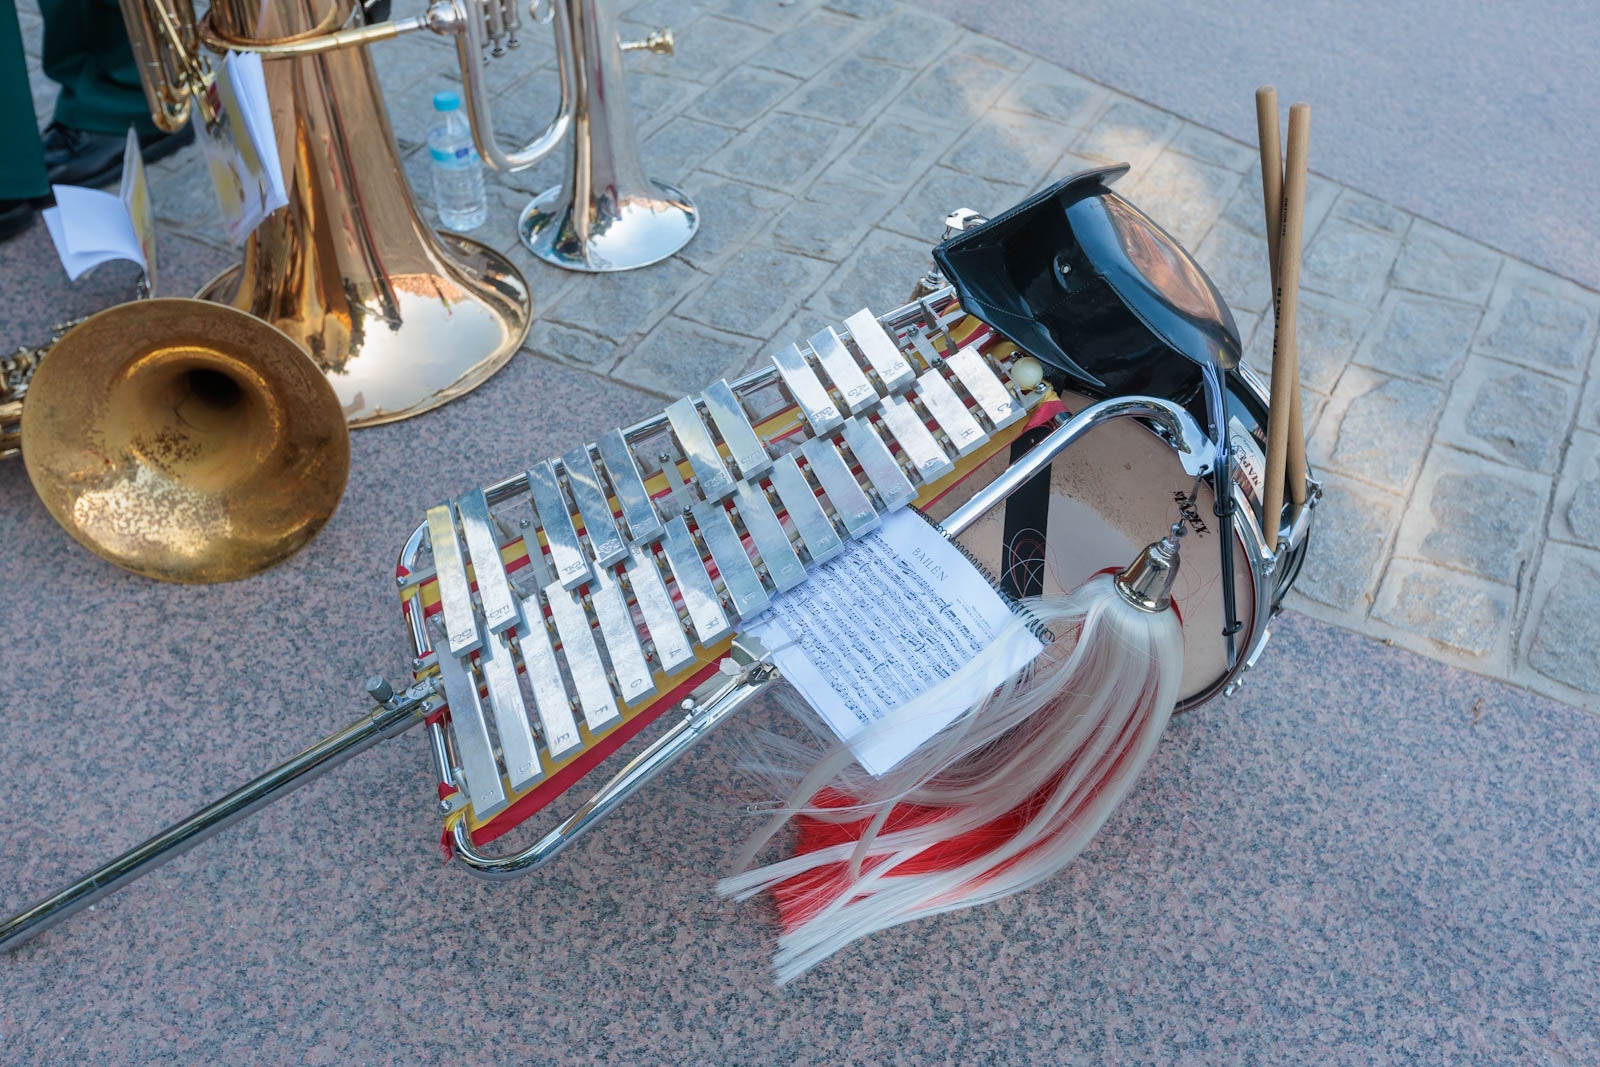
[20,299,350,584]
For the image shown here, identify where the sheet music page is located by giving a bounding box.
[197,52,288,244]
[42,184,145,280]
[744,509,1044,776]
[228,51,288,212]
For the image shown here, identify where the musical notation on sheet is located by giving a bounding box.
[746,510,1043,776]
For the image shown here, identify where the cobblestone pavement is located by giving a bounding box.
[13,0,1598,711]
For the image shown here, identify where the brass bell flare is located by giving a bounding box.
[20,299,351,584]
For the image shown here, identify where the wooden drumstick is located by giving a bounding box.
[1255,87,1283,286]
[1282,104,1310,507]
[1263,102,1311,550]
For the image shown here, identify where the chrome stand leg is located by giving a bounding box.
[0,680,437,952]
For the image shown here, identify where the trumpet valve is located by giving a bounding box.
[621,28,674,55]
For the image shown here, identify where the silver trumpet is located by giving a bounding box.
[514,0,699,272]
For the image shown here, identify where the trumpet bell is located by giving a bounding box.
[516,0,699,272]
[19,299,350,584]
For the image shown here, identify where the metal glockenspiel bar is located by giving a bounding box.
[510,591,584,759]
[562,446,628,568]
[666,395,737,502]
[597,428,664,544]
[477,625,544,793]
[408,291,1035,829]
[844,307,916,394]
[526,459,591,590]
[456,488,520,635]
[461,290,960,512]
[588,562,658,707]
[915,366,988,458]
[659,515,733,645]
[732,479,806,593]
[878,395,955,484]
[623,546,695,674]
[800,435,880,538]
[808,326,877,415]
[430,622,511,819]
[840,417,917,512]
[768,453,844,564]
[543,579,622,734]
[425,504,481,658]
[946,344,1024,431]
[771,342,843,436]
[441,392,1220,881]
[691,500,768,620]
[700,379,771,480]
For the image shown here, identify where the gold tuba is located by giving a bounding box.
[116,0,581,426]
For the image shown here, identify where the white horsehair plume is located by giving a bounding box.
[720,523,1189,985]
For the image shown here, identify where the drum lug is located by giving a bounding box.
[1223,627,1271,697]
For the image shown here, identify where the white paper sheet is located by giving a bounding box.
[228,51,287,212]
[744,509,1045,776]
[197,51,288,244]
[44,129,158,285]
[43,184,146,280]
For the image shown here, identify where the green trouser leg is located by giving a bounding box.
[40,0,161,139]
[0,2,49,199]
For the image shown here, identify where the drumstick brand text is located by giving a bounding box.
[1173,491,1210,536]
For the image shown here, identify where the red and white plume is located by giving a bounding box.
[720,526,1188,985]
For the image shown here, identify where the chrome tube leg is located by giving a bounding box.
[0,685,436,953]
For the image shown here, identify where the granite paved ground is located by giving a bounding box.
[3,0,1598,1060]
[918,0,1600,292]
[22,0,1592,710]
[15,0,1600,716]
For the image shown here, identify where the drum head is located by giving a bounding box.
[932,403,1259,708]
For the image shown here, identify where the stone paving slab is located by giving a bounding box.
[10,0,1599,712]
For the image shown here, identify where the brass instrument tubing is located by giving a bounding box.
[197,12,422,56]
[150,0,206,84]
[485,0,506,50]
[457,0,574,172]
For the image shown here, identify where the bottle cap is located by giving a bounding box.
[432,90,461,112]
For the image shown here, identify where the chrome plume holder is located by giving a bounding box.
[517,0,698,272]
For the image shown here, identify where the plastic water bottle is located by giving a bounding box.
[428,90,487,231]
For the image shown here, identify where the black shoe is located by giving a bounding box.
[0,194,53,243]
[43,123,197,188]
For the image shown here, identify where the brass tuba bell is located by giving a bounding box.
[118,0,553,427]
[18,299,350,584]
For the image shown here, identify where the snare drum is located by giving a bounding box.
[931,165,1313,707]
[931,369,1281,709]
